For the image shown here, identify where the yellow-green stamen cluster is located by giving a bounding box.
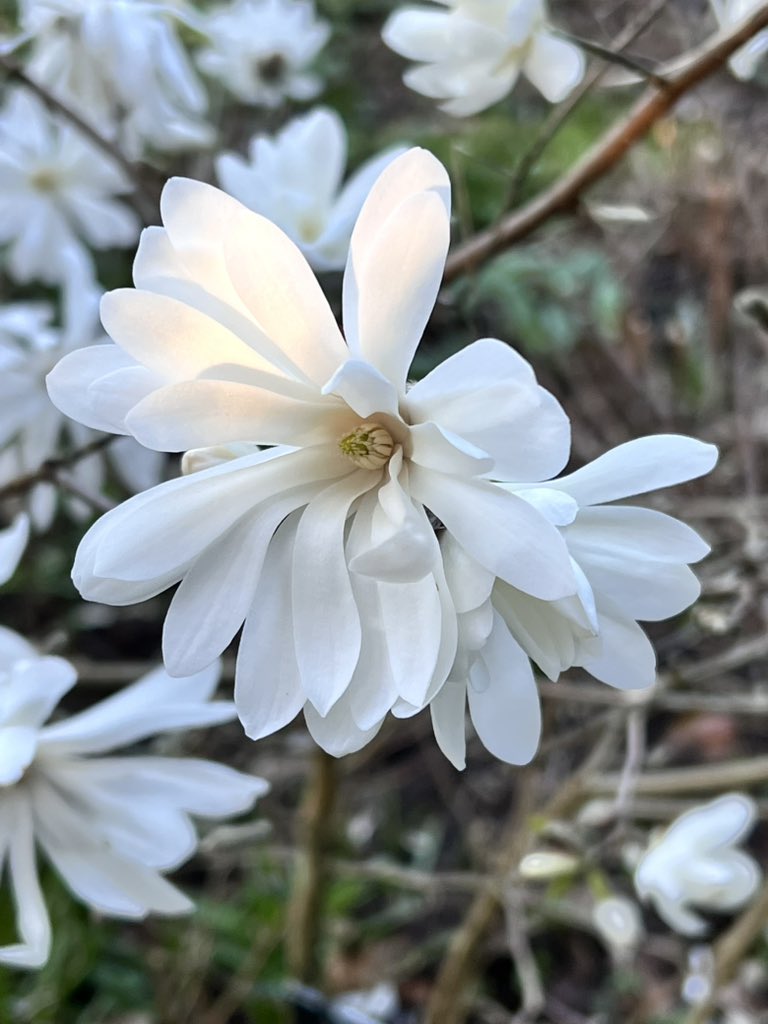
[338,422,394,470]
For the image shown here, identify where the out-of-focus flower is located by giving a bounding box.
[592,896,644,957]
[0,641,267,969]
[518,850,580,879]
[196,0,330,108]
[48,148,578,759]
[382,0,585,116]
[710,0,768,79]
[634,793,760,936]
[9,0,211,158]
[0,281,163,530]
[216,108,405,272]
[430,436,716,768]
[0,515,29,584]
[0,90,139,294]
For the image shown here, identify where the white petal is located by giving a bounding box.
[344,189,449,394]
[430,679,467,770]
[578,601,656,690]
[304,699,383,757]
[523,31,585,103]
[0,727,37,786]
[236,513,306,740]
[46,344,142,434]
[567,506,711,564]
[322,359,400,419]
[292,472,376,715]
[0,794,51,968]
[579,557,701,622]
[409,421,494,476]
[467,613,541,765]
[0,513,28,584]
[550,435,719,506]
[409,466,576,600]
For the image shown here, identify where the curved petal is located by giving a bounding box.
[46,344,145,433]
[578,601,656,690]
[550,435,719,506]
[567,506,711,564]
[344,190,449,393]
[467,613,541,765]
[321,359,400,419]
[409,465,576,600]
[0,513,29,584]
[0,795,51,968]
[430,679,466,770]
[304,698,383,757]
[523,31,585,103]
[236,513,306,740]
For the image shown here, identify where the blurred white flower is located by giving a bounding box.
[710,0,768,79]
[0,89,140,294]
[382,0,585,116]
[592,896,644,957]
[10,0,211,158]
[0,515,29,584]
[518,850,580,879]
[216,107,405,272]
[430,436,716,768]
[48,148,578,759]
[0,639,267,969]
[634,793,760,936]
[0,282,163,531]
[332,983,399,1023]
[196,0,330,108]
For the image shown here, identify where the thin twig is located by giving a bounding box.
[0,434,115,503]
[443,3,768,281]
[0,56,159,220]
[590,754,768,797]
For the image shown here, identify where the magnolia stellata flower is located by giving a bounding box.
[216,107,405,272]
[0,642,267,968]
[0,515,29,585]
[9,0,211,158]
[430,436,717,768]
[48,147,578,758]
[634,793,760,936]
[0,285,163,530]
[382,0,585,116]
[710,0,768,79]
[196,0,330,108]
[0,89,139,293]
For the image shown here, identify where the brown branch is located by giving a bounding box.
[284,748,337,988]
[443,3,768,282]
[0,434,115,503]
[0,57,159,221]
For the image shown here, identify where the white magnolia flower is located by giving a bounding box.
[634,793,760,936]
[47,148,578,758]
[592,896,644,957]
[430,436,717,768]
[382,0,585,116]
[11,0,211,158]
[0,514,29,585]
[196,0,330,108]
[0,638,267,969]
[0,89,140,293]
[216,108,405,272]
[710,0,768,79]
[0,284,163,531]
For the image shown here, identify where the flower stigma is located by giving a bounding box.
[338,422,394,470]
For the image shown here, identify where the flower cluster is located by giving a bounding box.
[0,642,267,968]
[48,147,717,767]
[383,0,585,114]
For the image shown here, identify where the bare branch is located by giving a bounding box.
[0,434,115,503]
[444,4,768,282]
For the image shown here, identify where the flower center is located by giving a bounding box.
[338,422,394,470]
[29,167,60,193]
[257,53,287,83]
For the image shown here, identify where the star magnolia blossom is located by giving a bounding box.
[0,89,139,294]
[216,107,405,272]
[0,287,163,531]
[0,642,267,968]
[9,0,211,158]
[431,436,717,767]
[710,0,768,79]
[196,0,330,108]
[382,0,585,116]
[634,794,760,936]
[48,148,580,757]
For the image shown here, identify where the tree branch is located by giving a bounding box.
[0,434,115,503]
[443,4,768,282]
